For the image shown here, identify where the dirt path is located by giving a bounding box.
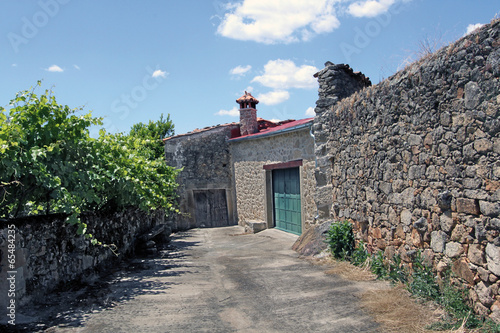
[20,226,388,332]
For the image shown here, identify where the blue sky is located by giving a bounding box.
[1,1,498,136]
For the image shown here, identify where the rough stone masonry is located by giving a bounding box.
[312,20,500,320]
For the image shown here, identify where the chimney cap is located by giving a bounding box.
[236,91,259,105]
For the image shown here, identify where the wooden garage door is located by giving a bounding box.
[272,168,302,235]
[193,189,229,228]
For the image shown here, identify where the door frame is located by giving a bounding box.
[264,160,305,235]
[187,187,235,228]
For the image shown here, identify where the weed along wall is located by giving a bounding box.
[0,209,167,313]
[312,21,500,319]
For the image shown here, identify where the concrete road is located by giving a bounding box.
[51,226,380,333]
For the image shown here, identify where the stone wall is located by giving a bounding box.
[312,20,500,320]
[164,124,239,229]
[0,209,165,314]
[313,63,371,218]
[230,128,316,229]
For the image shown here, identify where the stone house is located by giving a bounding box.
[163,122,240,231]
[164,92,317,234]
[164,66,370,235]
[229,95,316,235]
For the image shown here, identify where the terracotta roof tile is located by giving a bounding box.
[162,122,239,142]
[236,91,259,104]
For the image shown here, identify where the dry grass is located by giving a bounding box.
[324,259,375,282]
[361,284,450,333]
[316,257,475,333]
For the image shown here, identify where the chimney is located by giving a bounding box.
[236,91,259,136]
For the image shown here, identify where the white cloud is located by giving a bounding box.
[257,90,290,105]
[305,107,315,116]
[252,59,318,90]
[73,64,80,70]
[45,64,64,72]
[152,69,167,78]
[215,106,240,117]
[465,23,484,36]
[217,0,341,44]
[11,64,17,67]
[230,65,252,76]
[348,0,396,18]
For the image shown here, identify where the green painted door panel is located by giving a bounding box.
[272,167,302,235]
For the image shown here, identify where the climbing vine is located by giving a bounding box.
[0,82,179,246]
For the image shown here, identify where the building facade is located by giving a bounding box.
[164,65,370,235]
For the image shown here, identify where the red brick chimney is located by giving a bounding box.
[236,91,259,136]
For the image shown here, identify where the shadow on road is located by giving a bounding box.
[1,234,199,332]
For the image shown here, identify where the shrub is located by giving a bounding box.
[325,220,355,260]
[407,252,440,301]
[351,240,369,267]
[370,250,388,279]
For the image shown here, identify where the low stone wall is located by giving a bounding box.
[0,209,165,315]
[312,20,500,320]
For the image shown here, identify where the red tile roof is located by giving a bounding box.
[230,117,313,141]
[163,117,314,143]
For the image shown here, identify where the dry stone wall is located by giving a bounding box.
[0,209,166,313]
[312,20,500,320]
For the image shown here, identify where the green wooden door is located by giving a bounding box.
[272,167,302,235]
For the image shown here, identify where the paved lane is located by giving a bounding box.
[51,226,380,333]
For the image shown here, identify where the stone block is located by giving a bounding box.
[490,301,500,323]
[437,191,452,210]
[475,281,495,307]
[292,221,332,256]
[370,227,382,239]
[394,225,405,240]
[485,180,500,192]
[451,224,468,243]
[464,189,489,200]
[456,198,480,215]
[430,230,448,253]
[489,218,500,231]
[401,209,412,226]
[463,143,477,161]
[440,211,456,233]
[474,138,493,153]
[478,266,490,282]
[411,228,423,247]
[486,243,500,276]
[436,260,448,274]
[408,134,422,146]
[468,244,486,265]
[379,182,392,196]
[452,258,475,285]
[244,220,267,234]
[413,217,428,234]
[480,201,500,217]
[445,242,464,258]
[475,302,491,318]
[464,81,483,109]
